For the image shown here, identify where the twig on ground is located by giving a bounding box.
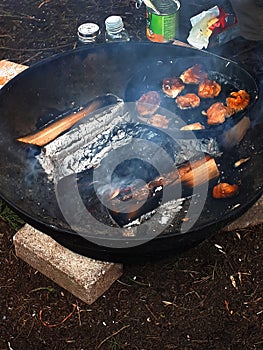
[116,279,132,287]
[38,0,51,9]
[0,13,41,21]
[117,288,129,300]
[0,43,74,52]
[39,304,77,328]
[96,325,130,350]
[145,304,158,321]
[7,341,14,350]
[21,51,42,65]
[76,304,82,327]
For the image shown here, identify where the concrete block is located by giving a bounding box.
[13,225,123,305]
[0,59,28,88]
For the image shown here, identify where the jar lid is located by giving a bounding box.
[150,0,180,15]
[78,23,100,39]
[105,16,124,34]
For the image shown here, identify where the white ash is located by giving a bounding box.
[174,138,221,164]
[37,101,130,181]
[37,99,221,185]
[123,209,158,229]
[157,197,185,225]
[123,197,185,229]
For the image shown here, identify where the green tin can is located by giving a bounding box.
[146,0,180,43]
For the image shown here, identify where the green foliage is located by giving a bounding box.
[0,198,25,231]
[29,286,56,293]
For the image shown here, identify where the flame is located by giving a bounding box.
[109,188,120,200]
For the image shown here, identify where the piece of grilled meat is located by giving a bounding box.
[148,114,169,128]
[180,122,205,130]
[226,89,250,112]
[198,79,221,98]
[180,64,208,84]
[205,102,232,125]
[136,91,161,116]
[213,182,239,199]
[176,93,200,109]
[162,77,185,98]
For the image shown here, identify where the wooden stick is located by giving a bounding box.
[17,94,118,146]
[109,155,220,213]
[179,156,220,188]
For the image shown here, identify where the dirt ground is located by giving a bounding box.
[0,1,263,349]
[0,214,262,350]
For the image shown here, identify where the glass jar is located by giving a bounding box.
[105,16,130,42]
[77,23,100,44]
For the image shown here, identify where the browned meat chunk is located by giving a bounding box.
[212,183,239,199]
[176,93,200,109]
[226,89,250,112]
[148,114,169,128]
[136,91,161,116]
[206,102,231,125]
[180,64,208,84]
[180,122,205,131]
[198,79,221,98]
[162,77,185,98]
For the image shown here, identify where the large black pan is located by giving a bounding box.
[0,42,262,262]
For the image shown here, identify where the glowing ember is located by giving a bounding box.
[110,188,120,200]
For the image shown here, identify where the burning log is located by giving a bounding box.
[177,155,220,187]
[108,155,220,215]
[17,94,120,146]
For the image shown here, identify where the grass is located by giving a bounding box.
[0,198,25,231]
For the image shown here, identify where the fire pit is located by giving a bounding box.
[0,43,262,262]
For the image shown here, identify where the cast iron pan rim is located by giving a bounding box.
[1,41,258,95]
[1,42,258,135]
[2,188,262,245]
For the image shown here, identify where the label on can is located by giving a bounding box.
[146,1,180,43]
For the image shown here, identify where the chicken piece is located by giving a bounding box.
[162,77,185,98]
[212,183,239,199]
[198,79,221,98]
[136,91,161,116]
[205,102,231,125]
[176,93,200,109]
[226,89,250,112]
[180,122,205,131]
[180,64,208,84]
[148,114,169,128]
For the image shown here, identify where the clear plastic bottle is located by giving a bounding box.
[105,16,130,42]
